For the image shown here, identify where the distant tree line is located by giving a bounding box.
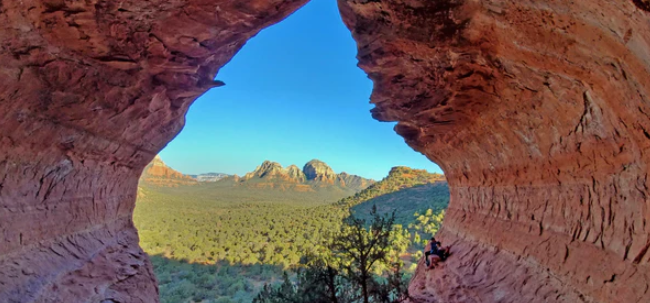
[133,167,448,303]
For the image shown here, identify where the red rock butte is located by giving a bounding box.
[0,0,649,302]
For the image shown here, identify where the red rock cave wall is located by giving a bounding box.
[0,0,649,302]
[338,0,650,302]
[0,0,308,302]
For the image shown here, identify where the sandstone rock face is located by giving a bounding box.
[337,172,374,190]
[0,0,309,302]
[240,159,372,190]
[303,159,338,183]
[286,165,307,182]
[338,0,650,302]
[244,160,288,180]
[140,156,197,187]
[0,0,649,302]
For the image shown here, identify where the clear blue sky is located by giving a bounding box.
[159,0,442,180]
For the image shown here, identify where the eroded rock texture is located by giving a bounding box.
[0,0,307,302]
[1,0,649,302]
[338,0,650,302]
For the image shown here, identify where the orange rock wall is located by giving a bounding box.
[0,0,649,302]
[338,0,650,302]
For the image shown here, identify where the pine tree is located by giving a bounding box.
[331,206,395,303]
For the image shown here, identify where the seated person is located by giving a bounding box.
[424,237,449,267]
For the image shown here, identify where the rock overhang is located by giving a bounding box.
[1,0,649,302]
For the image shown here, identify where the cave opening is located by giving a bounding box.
[133,0,450,302]
[2,0,649,302]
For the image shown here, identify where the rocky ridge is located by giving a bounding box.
[240,159,374,191]
[140,155,197,187]
[138,157,374,193]
[303,159,337,182]
[243,160,289,180]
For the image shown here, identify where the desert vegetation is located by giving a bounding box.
[134,167,448,303]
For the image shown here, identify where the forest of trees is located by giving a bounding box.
[133,167,448,303]
[254,207,410,303]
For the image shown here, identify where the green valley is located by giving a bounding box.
[133,158,449,303]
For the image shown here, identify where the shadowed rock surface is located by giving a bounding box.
[303,159,338,182]
[338,0,650,302]
[0,0,309,302]
[0,0,649,302]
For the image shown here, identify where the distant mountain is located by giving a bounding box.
[342,166,448,226]
[189,173,230,182]
[352,183,449,227]
[139,157,374,195]
[337,172,374,190]
[236,159,374,192]
[140,156,197,187]
[243,161,295,181]
[135,163,447,303]
[303,159,337,182]
[138,158,375,206]
[342,166,445,205]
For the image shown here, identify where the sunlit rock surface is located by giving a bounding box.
[241,159,372,190]
[243,160,289,180]
[286,165,307,182]
[140,156,197,187]
[0,0,649,302]
[303,159,338,183]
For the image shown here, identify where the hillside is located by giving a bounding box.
[139,158,374,206]
[343,166,448,232]
[351,182,449,227]
[134,163,447,303]
[340,166,446,208]
[139,156,197,187]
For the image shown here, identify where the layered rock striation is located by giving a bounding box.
[0,0,649,302]
[0,0,309,302]
[338,0,650,302]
